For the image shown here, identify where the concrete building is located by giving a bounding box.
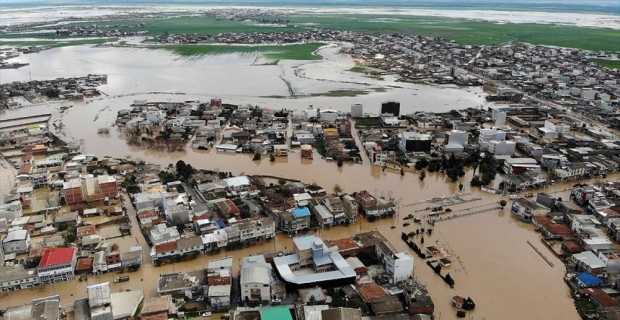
[240,255,273,302]
[2,229,30,254]
[149,223,180,246]
[399,132,432,153]
[488,140,516,155]
[37,247,77,284]
[375,241,414,283]
[381,101,400,116]
[351,104,364,118]
[273,235,356,288]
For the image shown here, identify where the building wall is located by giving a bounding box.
[241,282,271,301]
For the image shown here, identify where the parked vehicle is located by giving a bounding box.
[403,223,410,227]
[114,276,129,283]
[525,193,534,198]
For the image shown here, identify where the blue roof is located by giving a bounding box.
[576,273,602,286]
[216,220,226,228]
[292,207,310,218]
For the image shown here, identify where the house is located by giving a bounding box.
[399,132,432,153]
[149,223,180,246]
[120,249,142,269]
[157,271,206,299]
[375,240,414,283]
[37,247,77,284]
[215,199,240,216]
[53,211,81,227]
[511,198,547,221]
[572,252,607,275]
[0,265,40,292]
[138,208,159,226]
[452,296,465,308]
[151,236,203,262]
[240,255,273,302]
[273,144,290,157]
[275,207,311,235]
[207,257,233,309]
[309,199,334,227]
[2,229,30,254]
[575,273,603,288]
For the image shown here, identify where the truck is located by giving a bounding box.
[114,276,129,283]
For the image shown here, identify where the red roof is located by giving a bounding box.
[138,208,158,219]
[75,257,94,271]
[38,247,76,268]
[18,163,32,175]
[22,153,33,161]
[155,242,177,253]
[77,225,97,238]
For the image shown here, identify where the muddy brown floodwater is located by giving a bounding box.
[0,45,579,319]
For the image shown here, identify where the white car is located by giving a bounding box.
[509,194,518,200]
[201,311,212,317]
[196,297,204,302]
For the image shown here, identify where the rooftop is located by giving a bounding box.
[38,247,75,268]
[259,306,293,320]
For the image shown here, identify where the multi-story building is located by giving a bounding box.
[0,266,40,292]
[375,240,414,283]
[2,229,30,254]
[37,247,77,284]
[240,255,273,302]
[275,207,311,235]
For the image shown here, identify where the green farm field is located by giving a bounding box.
[1,13,618,63]
[268,14,620,52]
[159,42,325,62]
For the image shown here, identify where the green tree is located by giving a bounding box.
[309,295,316,305]
[419,170,426,181]
[499,200,507,209]
[278,178,287,186]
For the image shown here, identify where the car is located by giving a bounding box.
[390,226,396,229]
[413,218,421,223]
[509,194,518,200]
[196,297,204,302]
[201,311,212,317]
[525,193,534,198]
[403,223,410,227]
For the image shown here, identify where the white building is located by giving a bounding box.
[375,241,414,283]
[351,104,364,118]
[149,223,180,246]
[2,229,30,254]
[240,255,273,302]
[319,110,339,122]
[478,128,506,144]
[447,130,467,146]
[488,140,516,155]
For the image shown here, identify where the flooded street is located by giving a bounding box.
[0,44,578,319]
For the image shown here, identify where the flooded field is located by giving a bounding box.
[0,44,580,319]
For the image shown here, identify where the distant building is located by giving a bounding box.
[399,132,432,153]
[351,104,363,118]
[381,101,400,116]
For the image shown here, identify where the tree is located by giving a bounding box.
[471,161,479,175]
[270,154,276,162]
[309,295,316,305]
[419,170,426,181]
[253,152,261,161]
[278,178,287,186]
[499,200,507,209]
[337,158,344,167]
[458,183,464,191]
[333,184,343,195]
[400,168,405,176]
